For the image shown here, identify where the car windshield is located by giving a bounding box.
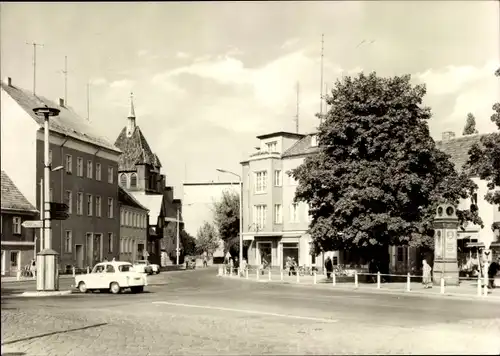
[118,264,134,272]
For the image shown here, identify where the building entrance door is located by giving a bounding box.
[75,244,84,268]
[86,233,93,267]
[257,242,272,268]
[282,243,299,268]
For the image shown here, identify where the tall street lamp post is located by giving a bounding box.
[33,105,60,291]
[216,168,243,265]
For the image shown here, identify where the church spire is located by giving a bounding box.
[126,92,136,137]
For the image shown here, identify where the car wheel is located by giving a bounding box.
[78,282,88,293]
[109,282,121,294]
[130,286,144,293]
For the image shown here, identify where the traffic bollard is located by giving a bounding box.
[72,266,76,277]
[268,269,272,281]
[296,272,300,283]
[477,273,482,296]
[280,270,284,281]
[245,268,249,279]
[236,268,240,277]
[86,266,90,274]
[406,273,411,292]
[16,269,21,281]
[377,272,381,289]
[230,267,234,276]
[440,277,445,294]
[313,271,317,285]
[256,268,259,280]
[354,271,358,288]
[332,273,336,286]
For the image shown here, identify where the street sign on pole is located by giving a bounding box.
[49,202,70,220]
[22,220,43,229]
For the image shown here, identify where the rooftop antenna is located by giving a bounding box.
[86,81,90,121]
[25,42,44,95]
[319,34,324,125]
[295,82,300,133]
[61,56,68,105]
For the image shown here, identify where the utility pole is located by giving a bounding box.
[176,207,180,265]
[319,34,324,125]
[295,82,300,134]
[26,42,44,95]
[62,56,68,105]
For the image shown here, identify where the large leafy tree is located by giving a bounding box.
[180,230,197,256]
[196,221,220,255]
[213,189,240,255]
[463,113,479,135]
[291,72,482,259]
[465,68,500,232]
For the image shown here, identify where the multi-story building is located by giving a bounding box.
[1,78,122,271]
[241,130,500,272]
[119,186,149,262]
[1,170,39,276]
[114,96,181,266]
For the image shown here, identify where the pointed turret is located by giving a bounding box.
[126,92,136,137]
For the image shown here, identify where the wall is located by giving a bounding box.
[0,88,39,206]
[1,212,36,244]
[282,156,310,232]
[120,205,148,262]
[182,182,239,238]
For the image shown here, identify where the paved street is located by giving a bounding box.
[2,267,500,355]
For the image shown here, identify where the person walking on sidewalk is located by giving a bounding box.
[422,259,432,288]
[325,256,333,279]
[487,257,499,289]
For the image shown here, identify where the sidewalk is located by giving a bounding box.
[1,274,75,283]
[222,270,500,302]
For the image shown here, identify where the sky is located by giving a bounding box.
[1,1,499,199]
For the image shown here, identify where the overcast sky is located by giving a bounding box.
[1,1,499,198]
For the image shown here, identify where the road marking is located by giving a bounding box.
[152,301,338,323]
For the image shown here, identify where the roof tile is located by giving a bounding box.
[114,127,161,171]
[1,171,38,213]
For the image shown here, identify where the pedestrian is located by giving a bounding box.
[285,256,292,276]
[325,256,333,279]
[422,259,432,289]
[487,256,499,289]
[229,257,234,275]
[240,258,247,277]
[203,254,208,268]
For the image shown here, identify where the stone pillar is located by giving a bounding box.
[432,204,459,286]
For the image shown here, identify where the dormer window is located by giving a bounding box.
[311,135,318,147]
[266,141,277,152]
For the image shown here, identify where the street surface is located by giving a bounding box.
[2,267,500,355]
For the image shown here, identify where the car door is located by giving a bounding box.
[102,264,116,288]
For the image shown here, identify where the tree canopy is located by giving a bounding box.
[463,113,479,135]
[291,72,482,255]
[196,221,220,255]
[465,68,500,231]
[213,189,240,254]
[180,230,197,256]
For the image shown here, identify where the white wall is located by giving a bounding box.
[282,157,310,232]
[1,88,39,206]
[182,183,239,238]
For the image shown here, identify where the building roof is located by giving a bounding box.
[256,131,305,140]
[282,134,319,158]
[1,171,38,213]
[130,192,164,225]
[1,81,120,153]
[118,186,149,211]
[114,126,161,171]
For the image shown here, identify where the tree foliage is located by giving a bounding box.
[213,189,240,254]
[196,221,220,255]
[180,230,197,256]
[465,68,500,229]
[291,72,482,255]
[463,113,479,135]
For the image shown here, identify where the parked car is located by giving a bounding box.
[133,260,157,275]
[75,261,148,294]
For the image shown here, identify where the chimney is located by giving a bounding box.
[59,98,65,107]
[6,77,12,86]
[442,131,456,141]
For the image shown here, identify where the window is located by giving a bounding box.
[49,188,53,202]
[49,149,53,166]
[274,170,282,187]
[253,205,267,230]
[13,216,21,234]
[87,194,93,216]
[333,256,338,265]
[130,173,138,188]
[134,213,138,227]
[125,211,129,226]
[108,233,113,253]
[95,196,102,217]
[290,203,299,223]
[87,160,93,178]
[274,204,282,224]
[119,264,133,272]
[64,190,73,214]
[65,154,72,173]
[108,167,114,184]
[64,230,72,253]
[96,163,101,181]
[107,197,114,218]
[311,134,318,147]
[255,171,268,193]
[119,173,127,187]
[76,192,83,215]
[77,157,83,176]
[105,264,115,273]
[266,141,277,152]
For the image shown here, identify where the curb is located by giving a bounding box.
[220,276,500,303]
[2,290,73,299]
